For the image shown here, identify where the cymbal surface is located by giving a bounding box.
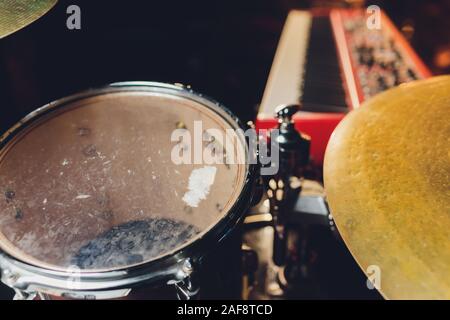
[0,0,57,39]
[324,76,450,299]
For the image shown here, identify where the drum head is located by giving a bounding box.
[0,84,248,272]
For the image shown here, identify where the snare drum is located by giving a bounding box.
[0,82,257,299]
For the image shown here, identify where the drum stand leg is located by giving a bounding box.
[267,104,310,296]
[13,289,52,300]
[244,104,317,299]
[174,277,200,300]
[13,289,37,300]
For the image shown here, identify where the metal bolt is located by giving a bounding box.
[182,260,193,274]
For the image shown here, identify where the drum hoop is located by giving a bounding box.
[0,82,258,295]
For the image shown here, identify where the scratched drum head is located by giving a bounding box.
[0,83,248,272]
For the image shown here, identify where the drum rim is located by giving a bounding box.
[0,82,258,294]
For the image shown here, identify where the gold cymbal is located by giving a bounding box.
[324,75,450,299]
[0,0,57,39]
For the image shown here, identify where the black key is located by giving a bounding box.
[301,16,348,113]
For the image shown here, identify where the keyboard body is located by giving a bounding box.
[256,9,431,166]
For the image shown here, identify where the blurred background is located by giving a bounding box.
[0,0,449,300]
[1,0,449,132]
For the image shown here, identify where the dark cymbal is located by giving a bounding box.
[0,0,57,39]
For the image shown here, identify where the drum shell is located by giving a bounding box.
[0,82,258,299]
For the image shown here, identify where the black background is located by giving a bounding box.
[1,0,449,132]
[0,0,286,132]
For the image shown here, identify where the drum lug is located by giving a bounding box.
[2,268,36,300]
[172,259,199,300]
